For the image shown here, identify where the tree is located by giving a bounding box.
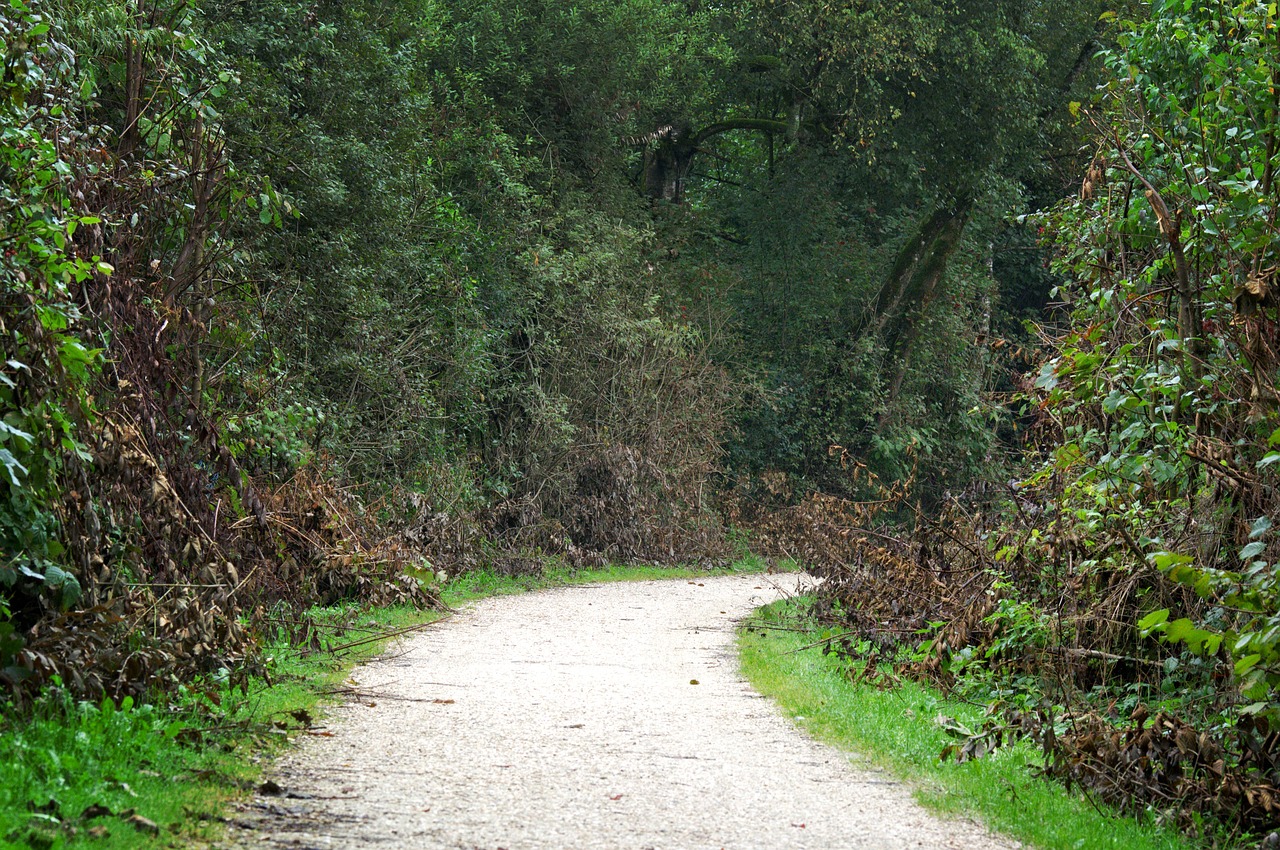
[651,0,1114,492]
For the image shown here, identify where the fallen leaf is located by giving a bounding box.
[80,804,112,820]
[126,814,160,836]
[432,698,455,705]
[689,679,700,685]
[791,823,806,829]
[609,794,624,801]
[567,723,584,729]
[86,825,110,839]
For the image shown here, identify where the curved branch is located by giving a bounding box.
[1114,134,1202,378]
[692,118,788,147]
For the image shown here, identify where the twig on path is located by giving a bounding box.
[322,685,468,704]
[786,630,861,655]
[310,614,452,656]
[741,620,810,633]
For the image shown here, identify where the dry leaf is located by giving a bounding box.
[126,814,160,836]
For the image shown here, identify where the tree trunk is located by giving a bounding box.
[641,126,698,202]
[637,119,788,202]
[870,201,971,416]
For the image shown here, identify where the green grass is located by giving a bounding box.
[0,691,251,850]
[2,555,785,849]
[439,553,790,604]
[738,598,1198,850]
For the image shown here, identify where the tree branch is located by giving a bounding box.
[693,118,788,147]
[1114,135,1202,376]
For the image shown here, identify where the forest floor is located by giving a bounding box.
[220,574,1016,850]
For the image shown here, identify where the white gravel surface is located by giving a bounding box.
[227,574,1015,849]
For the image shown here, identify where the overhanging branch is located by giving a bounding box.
[693,118,788,147]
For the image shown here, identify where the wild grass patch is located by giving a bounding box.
[0,689,248,850]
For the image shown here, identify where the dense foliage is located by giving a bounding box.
[802,1,1280,841]
[3,0,1278,842]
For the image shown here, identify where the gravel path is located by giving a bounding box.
[226,574,1015,849]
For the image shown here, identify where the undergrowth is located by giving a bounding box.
[0,690,247,850]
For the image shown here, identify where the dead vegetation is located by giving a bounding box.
[728,463,1279,840]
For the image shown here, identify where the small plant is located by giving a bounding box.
[1141,513,1280,727]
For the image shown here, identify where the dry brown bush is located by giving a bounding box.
[728,465,1279,837]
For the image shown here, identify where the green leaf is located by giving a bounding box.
[1162,618,1197,643]
[43,565,81,610]
[1151,551,1194,571]
[1034,362,1059,391]
[1138,609,1170,631]
[1235,654,1262,676]
[0,419,34,443]
[1239,541,1266,561]
[1250,516,1273,539]
[0,448,29,485]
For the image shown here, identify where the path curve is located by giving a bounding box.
[227,575,1015,849]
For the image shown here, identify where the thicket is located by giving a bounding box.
[1,0,738,710]
[6,0,1277,844]
[1,0,439,709]
[802,2,1280,842]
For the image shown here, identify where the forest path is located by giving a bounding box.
[225,574,1015,850]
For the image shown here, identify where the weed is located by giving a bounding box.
[0,686,250,849]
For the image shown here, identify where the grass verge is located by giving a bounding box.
[2,556,784,849]
[738,597,1197,850]
[440,555,791,604]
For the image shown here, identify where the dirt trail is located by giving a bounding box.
[226,574,1015,849]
